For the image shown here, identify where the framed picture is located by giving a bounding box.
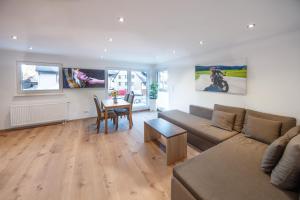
[63,68,105,88]
[195,65,247,95]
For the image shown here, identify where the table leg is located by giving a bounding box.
[104,109,108,134]
[166,132,187,165]
[129,105,133,129]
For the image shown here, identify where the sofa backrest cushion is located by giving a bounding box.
[243,109,296,136]
[214,104,246,132]
[212,110,236,131]
[261,126,300,173]
[189,105,213,120]
[244,116,282,144]
[271,134,300,190]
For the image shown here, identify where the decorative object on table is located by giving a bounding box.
[63,68,105,88]
[149,82,158,111]
[111,90,118,103]
[195,65,247,95]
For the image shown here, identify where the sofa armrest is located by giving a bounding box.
[189,105,213,120]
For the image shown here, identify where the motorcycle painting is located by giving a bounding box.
[195,65,247,95]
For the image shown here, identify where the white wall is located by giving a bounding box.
[156,30,300,123]
[0,49,153,130]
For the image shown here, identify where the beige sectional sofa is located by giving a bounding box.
[158,104,299,200]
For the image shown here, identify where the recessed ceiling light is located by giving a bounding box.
[11,35,17,40]
[172,50,176,54]
[118,17,124,23]
[104,48,108,53]
[100,56,104,59]
[108,38,113,42]
[28,46,33,50]
[247,23,255,29]
[199,40,204,45]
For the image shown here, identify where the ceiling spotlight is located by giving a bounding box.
[11,35,17,40]
[247,24,255,29]
[108,37,113,42]
[172,50,176,54]
[199,40,204,45]
[118,17,124,23]
[28,46,33,50]
[104,48,108,53]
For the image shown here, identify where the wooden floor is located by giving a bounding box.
[0,111,200,200]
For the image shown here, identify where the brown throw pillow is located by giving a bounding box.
[261,126,300,173]
[212,110,236,131]
[244,116,282,144]
[214,104,245,132]
[271,134,300,190]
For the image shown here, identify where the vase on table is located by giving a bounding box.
[113,97,118,103]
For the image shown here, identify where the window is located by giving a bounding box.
[107,69,149,110]
[157,70,168,92]
[131,71,148,108]
[157,70,169,111]
[17,62,61,94]
[108,70,128,98]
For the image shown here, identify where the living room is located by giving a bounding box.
[0,0,300,200]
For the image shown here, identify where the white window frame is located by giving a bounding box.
[16,61,63,95]
[106,68,150,111]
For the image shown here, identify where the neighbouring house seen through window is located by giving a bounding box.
[18,62,61,93]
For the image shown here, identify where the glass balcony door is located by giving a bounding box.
[107,70,128,99]
[131,71,148,109]
[157,70,169,111]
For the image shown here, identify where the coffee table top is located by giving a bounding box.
[144,118,187,138]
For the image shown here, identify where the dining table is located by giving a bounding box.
[101,99,133,134]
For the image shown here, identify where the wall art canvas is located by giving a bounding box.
[63,68,105,88]
[195,65,247,95]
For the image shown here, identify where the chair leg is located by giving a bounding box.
[96,117,100,133]
[115,116,118,130]
[127,114,133,126]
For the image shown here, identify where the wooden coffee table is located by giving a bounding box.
[144,118,187,165]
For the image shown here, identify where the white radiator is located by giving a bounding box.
[10,102,68,127]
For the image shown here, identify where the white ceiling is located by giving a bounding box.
[0,0,300,64]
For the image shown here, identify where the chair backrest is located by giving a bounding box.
[124,93,130,101]
[93,95,102,116]
[128,92,135,105]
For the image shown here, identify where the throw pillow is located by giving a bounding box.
[244,116,282,144]
[212,110,236,131]
[271,134,300,190]
[261,126,300,173]
[214,104,245,132]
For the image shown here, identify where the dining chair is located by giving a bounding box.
[124,93,130,101]
[114,91,134,126]
[93,95,118,133]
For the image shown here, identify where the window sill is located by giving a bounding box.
[14,93,65,97]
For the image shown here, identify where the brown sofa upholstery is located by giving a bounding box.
[158,106,238,150]
[172,134,299,200]
[161,104,299,200]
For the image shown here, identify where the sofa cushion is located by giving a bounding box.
[173,134,298,200]
[214,104,246,132]
[190,105,213,120]
[212,110,236,131]
[243,109,296,136]
[158,110,238,144]
[271,134,300,190]
[261,126,300,173]
[244,116,282,144]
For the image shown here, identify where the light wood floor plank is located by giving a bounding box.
[0,111,200,200]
